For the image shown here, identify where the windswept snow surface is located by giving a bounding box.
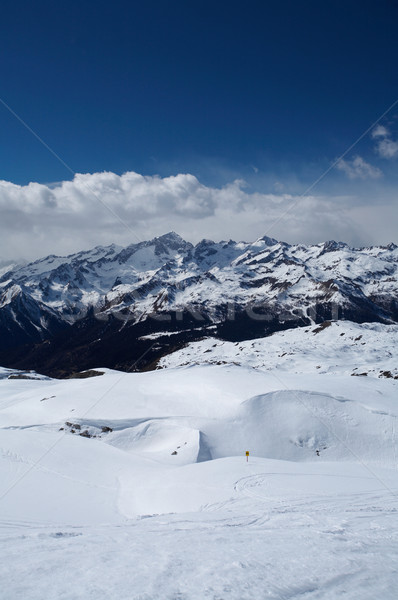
[0,351,398,598]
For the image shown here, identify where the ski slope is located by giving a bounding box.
[0,328,398,599]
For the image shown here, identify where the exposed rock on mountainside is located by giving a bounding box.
[0,232,397,376]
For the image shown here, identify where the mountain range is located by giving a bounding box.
[0,232,397,376]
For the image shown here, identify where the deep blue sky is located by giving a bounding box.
[1,0,398,189]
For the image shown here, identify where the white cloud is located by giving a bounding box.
[371,125,389,138]
[336,156,382,180]
[371,124,398,159]
[376,138,398,159]
[0,170,395,261]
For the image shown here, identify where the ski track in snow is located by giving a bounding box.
[1,469,397,600]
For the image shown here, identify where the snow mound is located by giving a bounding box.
[105,419,211,465]
[228,390,397,465]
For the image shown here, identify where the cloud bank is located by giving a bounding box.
[0,170,396,261]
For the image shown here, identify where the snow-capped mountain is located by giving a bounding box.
[0,232,397,375]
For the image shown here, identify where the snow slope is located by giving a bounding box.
[0,352,398,599]
[160,320,398,378]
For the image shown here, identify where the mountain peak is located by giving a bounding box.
[258,234,279,246]
[155,231,185,244]
[153,232,192,252]
[321,240,348,254]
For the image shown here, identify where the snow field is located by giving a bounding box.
[159,320,398,378]
[0,337,398,599]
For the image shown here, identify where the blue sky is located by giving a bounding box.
[0,0,397,257]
